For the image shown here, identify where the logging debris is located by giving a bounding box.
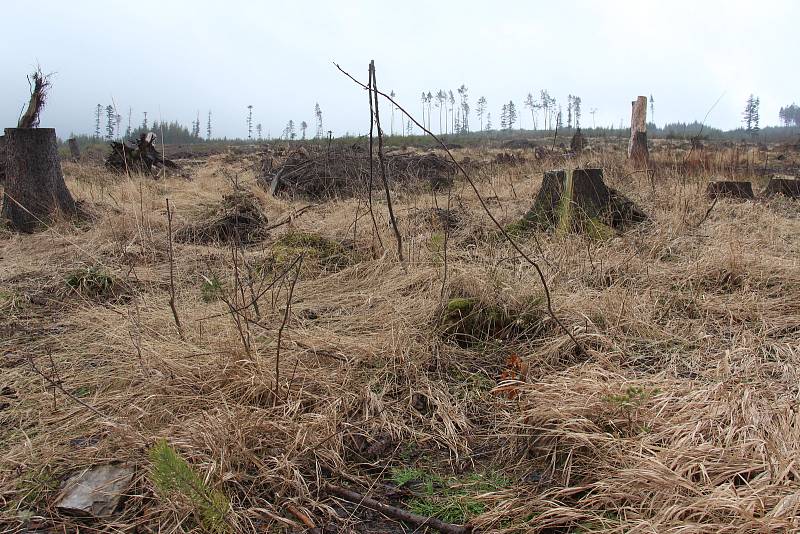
[259,147,456,199]
[175,189,268,244]
[105,133,181,176]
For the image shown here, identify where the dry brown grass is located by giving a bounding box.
[1,141,799,532]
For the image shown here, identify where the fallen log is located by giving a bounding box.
[325,483,472,534]
[706,181,754,200]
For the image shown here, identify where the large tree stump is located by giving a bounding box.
[706,181,754,200]
[0,135,6,183]
[67,138,81,162]
[520,168,647,236]
[764,177,800,198]
[628,96,649,168]
[1,128,76,232]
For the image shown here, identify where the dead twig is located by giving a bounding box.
[274,253,303,404]
[285,503,317,530]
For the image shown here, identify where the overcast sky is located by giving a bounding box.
[1,0,796,139]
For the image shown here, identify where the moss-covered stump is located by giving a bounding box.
[706,181,754,200]
[764,178,800,199]
[441,296,544,346]
[511,168,647,237]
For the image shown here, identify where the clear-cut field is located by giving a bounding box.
[1,139,799,532]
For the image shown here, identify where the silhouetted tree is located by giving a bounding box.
[142,111,148,131]
[94,104,102,139]
[485,112,492,131]
[390,90,396,135]
[448,90,455,134]
[779,104,800,126]
[525,92,538,130]
[426,92,433,130]
[649,94,655,125]
[540,90,551,130]
[572,96,582,128]
[567,95,573,129]
[420,92,427,131]
[435,90,446,134]
[500,104,508,130]
[314,103,323,139]
[246,105,253,139]
[206,110,212,140]
[507,100,517,130]
[256,123,262,140]
[743,94,760,135]
[476,96,487,131]
[300,121,307,139]
[105,105,115,140]
[458,84,469,132]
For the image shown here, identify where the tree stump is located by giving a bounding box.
[521,168,647,236]
[67,138,81,162]
[763,177,800,198]
[628,96,649,168]
[1,128,76,232]
[706,181,754,200]
[0,135,6,183]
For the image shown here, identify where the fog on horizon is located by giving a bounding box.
[1,0,797,139]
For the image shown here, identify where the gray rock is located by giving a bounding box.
[55,464,134,517]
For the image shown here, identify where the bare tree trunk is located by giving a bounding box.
[628,96,649,168]
[67,138,81,161]
[1,128,76,232]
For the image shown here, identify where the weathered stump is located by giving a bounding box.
[628,96,649,168]
[1,128,76,232]
[67,138,81,161]
[706,181,754,200]
[521,168,647,236]
[763,178,800,198]
[0,135,6,183]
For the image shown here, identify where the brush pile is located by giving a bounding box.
[105,133,180,176]
[175,189,268,244]
[259,147,456,199]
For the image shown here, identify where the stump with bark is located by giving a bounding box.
[1,128,77,232]
[706,181,754,200]
[0,135,6,183]
[518,168,647,236]
[628,96,649,168]
[763,178,800,198]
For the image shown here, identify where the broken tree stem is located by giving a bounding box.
[370,60,403,261]
[325,484,471,534]
[165,199,184,339]
[366,63,384,252]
